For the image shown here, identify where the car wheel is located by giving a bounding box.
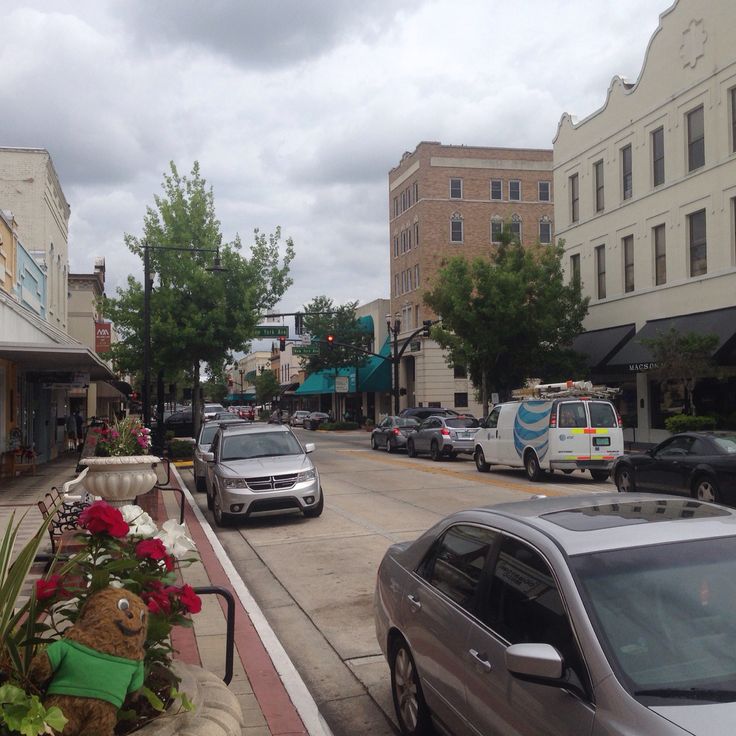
[525,452,543,482]
[386,438,395,453]
[615,467,636,493]
[303,488,325,518]
[371,435,379,451]
[390,637,434,736]
[430,441,442,462]
[475,448,490,472]
[407,439,417,458]
[693,475,721,504]
[212,493,233,527]
[590,469,610,482]
[562,469,574,475]
[449,451,459,460]
[205,482,214,510]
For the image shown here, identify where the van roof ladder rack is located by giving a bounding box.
[511,380,621,400]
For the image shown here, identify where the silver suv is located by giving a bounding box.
[203,424,323,526]
[407,415,480,460]
[193,417,245,492]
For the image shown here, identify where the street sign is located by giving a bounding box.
[301,333,312,345]
[335,376,349,393]
[254,325,289,338]
[293,345,319,356]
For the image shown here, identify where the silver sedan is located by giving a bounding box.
[406,415,479,460]
[375,493,736,736]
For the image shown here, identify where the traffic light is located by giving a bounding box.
[326,334,335,349]
[422,320,433,337]
[279,336,286,352]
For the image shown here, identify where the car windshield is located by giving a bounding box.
[396,418,419,428]
[571,536,736,703]
[221,431,303,461]
[446,417,479,428]
[205,404,225,413]
[199,424,220,445]
[712,435,736,453]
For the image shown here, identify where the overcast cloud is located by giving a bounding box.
[1,0,669,316]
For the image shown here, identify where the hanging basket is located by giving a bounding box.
[79,456,161,506]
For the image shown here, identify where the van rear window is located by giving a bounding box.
[589,402,617,428]
[558,402,587,428]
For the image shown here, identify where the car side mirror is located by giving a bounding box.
[304,443,316,453]
[202,451,215,462]
[505,643,563,681]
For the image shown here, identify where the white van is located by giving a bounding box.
[474,395,623,481]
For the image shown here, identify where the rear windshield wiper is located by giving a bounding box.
[634,688,736,702]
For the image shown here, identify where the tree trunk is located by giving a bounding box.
[481,370,489,418]
[156,370,165,455]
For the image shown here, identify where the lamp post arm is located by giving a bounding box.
[395,320,441,362]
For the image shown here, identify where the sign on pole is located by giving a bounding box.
[293,345,319,356]
[335,375,349,393]
[254,325,289,338]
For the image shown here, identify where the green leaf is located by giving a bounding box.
[140,685,166,712]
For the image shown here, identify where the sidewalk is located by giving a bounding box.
[0,453,328,736]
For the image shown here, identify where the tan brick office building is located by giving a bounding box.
[388,141,553,415]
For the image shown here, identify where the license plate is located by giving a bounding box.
[593,437,611,447]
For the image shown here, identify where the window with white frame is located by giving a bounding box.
[414,222,419,247]
[413,181,419,203]
[687,106,705,172]
[510,214,521,242]
[653,223,666,286]
[621,144,633,200]
[689,209,707,276]
[393,236,398,258]
[394,274,399,296]
[539,217,552,244]
[509,180,521,201]
[538,181,550,201]
[595,245,606,299]
[623,235,634,293]
[491,218,503,243]
[451,214,463,243]
[652,127,665,187]
[569,253,581,285]
[450,178,463,199]
[491,179,503,200]
[569,173,579,223]
[414,264,420,289]
[594,159,604,212]
[393,197,398,217]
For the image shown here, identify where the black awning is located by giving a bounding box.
[571,324,636,370]
[605,306,736,372]
[105,379,133,396]
[0,341,116,380]
[279,381,300,395]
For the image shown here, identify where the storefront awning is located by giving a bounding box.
[571,324,636,371]
[605,307,736,372]
[356,337,392,392]
[0,341,116,380]
[280,381,300,395]
[295,368,355,395]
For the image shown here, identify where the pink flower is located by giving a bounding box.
[35,575,71,602]
[135,538,174,571]
[79,501,129,537]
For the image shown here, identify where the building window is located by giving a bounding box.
[570,253,581,285]
[621,144,633,200]
[539,217,552,244]
[491,179,502,200]
[451,215,463,243]
[595,245,606,299]
[454,392,469,408]
[414,264,420,289]
[413,181,419,202]
[393,236,398,258]
[450,178,463,199]
[687,106,705,171]
[653,223,666,286]
[414,222,419,247]
[569,173,579,223]
[594,159,604,212]
[453,365,467,379]
[689,209,707,276]
[394,274,399,296]
[491,218,503,243]
[401,191,406,212]
[538,181,550,201]
[393,197,398,217]
[510,214,521,242]
[652,126,665,186]
[623,235,634,293]
[509,180,521,201]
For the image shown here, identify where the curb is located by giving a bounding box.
[170,465,334,736]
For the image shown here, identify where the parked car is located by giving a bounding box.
[208,411,235,422]
[290,410,311,427]
[614,431,736,503]
[371,416,420,453]
[268,410,290,424]
[407,415,479,460]
[203,403,226,420]
[203,423,323,526]
[193,417,244,492]
[375,492,736,736]
[474,396,623,481]
[304,411,330,430]
[162,409,194,438]
[399,407,458,421]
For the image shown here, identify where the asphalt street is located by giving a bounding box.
[182,427,614,736]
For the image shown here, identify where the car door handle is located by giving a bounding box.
[469,648,492,673]
[407,594,422,611]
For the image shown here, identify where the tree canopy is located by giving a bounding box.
[424,234,589,413]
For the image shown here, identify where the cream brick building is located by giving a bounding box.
[388,141,553,415]
[554,0,736,443]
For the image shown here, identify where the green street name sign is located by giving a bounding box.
[292,345,319,356]
[254,325,289,338]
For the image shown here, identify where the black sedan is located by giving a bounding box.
[614,431,736,503]
[370,416,419,453]
[304,411,330,430]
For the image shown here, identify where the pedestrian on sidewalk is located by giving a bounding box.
[65,414,77,452]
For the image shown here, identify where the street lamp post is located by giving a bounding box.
[238,369,244,401]
[386,314,401,415]
[141,242,225,443]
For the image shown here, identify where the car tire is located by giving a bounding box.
[475,448,490,472]
[212,493,233,527]
[524,451,543,482]
[303,488,325,518]
[562,469,574,475]
[590,469,610,482]
[195,474,206,492]
[390,637,434,736]
[693,475,721,504]
[430,441,442,462]
[386,438,395,453]
[407,439,417,458]
[371,435,379,451]
[615,466,636,493]
[449,451,459,460]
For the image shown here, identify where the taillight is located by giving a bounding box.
[549,412,557,428]
[392,428,400,436]
[616,411,623,428]
[440,428,451,436]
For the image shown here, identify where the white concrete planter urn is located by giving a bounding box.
[79,455,161,506]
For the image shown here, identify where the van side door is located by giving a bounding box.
[478,406,502,463]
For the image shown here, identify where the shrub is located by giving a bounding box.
[664,414,717,434]
[167,439,194,460]
[319,421,359,431]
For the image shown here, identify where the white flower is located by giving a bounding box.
[154,518,196,558]
[120,504,158,538]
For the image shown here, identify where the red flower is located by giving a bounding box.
[135,538,174,571]
[35,574,69,602]
[79,501,129,537]
[177,584,202,614]
[142,580,172,615]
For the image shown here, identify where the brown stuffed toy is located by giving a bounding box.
[31,587,148,736]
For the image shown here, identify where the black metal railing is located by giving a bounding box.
[192,585,235,684]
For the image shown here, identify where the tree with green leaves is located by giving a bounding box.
[642,328,719,416]
[424,233,589,415]
[253,368,280,407]
[103,162,294,437]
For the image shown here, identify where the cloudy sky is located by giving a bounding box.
[2,0,669,315]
